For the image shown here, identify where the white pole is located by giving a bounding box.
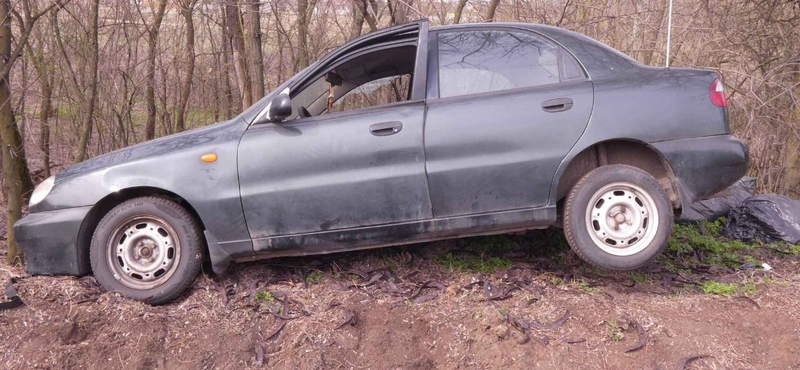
[665,0,674,67]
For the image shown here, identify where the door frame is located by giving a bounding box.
[248,20,430,127]
[425,24,589,101]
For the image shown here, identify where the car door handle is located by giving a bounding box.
[369,121,403,136]
[541,98,574,113]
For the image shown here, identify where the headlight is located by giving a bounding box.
[29,176,55,207]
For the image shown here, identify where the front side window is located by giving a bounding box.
[289,45,417,120]
[331,74,411,113]
[437,30,560,98]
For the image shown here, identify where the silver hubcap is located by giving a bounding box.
[107,216,180,290]
[585,182,659,256]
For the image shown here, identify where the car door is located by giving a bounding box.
[424,27,594,217]
[237,23,432,242]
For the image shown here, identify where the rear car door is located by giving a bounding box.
[237,23,432,242]
[424,27,594,217]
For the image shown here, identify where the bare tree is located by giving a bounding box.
[25,7,58,177]
[176,0,199,133]
[224,0,253,109]
[485,0,500,22]
[217,5,236,117]
[296,0,314,68]
[354,0,378,32]
[143,0,167,140]
[247,0,265,99]
[453,0,468,24]
[74,0,100,162]
[0,0,65,265]
[388,0,416,25]
[350,0,365,38]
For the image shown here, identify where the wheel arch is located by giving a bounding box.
[553,139,682,212]
[76,186,208,274]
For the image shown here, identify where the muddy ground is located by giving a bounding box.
[1,225,799,370]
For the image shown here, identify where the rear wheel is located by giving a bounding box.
[563,165,673,270]
[90,197,204,304]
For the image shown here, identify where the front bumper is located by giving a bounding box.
[651,134,749,209]
[13,206,92,276]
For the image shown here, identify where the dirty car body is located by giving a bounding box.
[15,21,747,281]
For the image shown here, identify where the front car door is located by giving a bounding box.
[238,22,432,255]
[424,26,594,217]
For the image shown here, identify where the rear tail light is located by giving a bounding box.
[710,78,728,107]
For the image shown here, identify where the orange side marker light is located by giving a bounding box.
[200,153,218,163]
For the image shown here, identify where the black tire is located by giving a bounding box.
[90,197,204,304]
[563,165,673,270]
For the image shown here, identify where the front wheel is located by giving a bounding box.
[563,165,673,270]
[90,197,204,304]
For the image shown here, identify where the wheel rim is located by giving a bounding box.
[584,182,659,256]
[106,215,181,290]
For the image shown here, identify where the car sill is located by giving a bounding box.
[244,206,557,260]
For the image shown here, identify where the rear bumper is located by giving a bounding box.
[651,134,749,209]
[13,206,92,276]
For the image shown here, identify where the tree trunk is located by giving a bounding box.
[297,0,311,68]
[484,0,500,22]
[26,35,54,178]
[0,0,34,265]
[144,0,167,141]
[39,79,51,177]
[224,1,253,110]
[350,1,364,39]
[388,0,414,25]
[354,0,377,32]
[75,0,100,162]
[219,7,235,117]
[176,0,197,133]
[247,0,265,99]
[453,0,468,24]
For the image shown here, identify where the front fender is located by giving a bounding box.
[33,119,252,246]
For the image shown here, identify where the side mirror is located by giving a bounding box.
[268,94,292,123]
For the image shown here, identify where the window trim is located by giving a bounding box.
[251,100,426,130]
[427,26,588,101]
[252,40,421,127]
[248,21,430,128]
[559,47,587,81]
[291,39,418,102]
[426,78,590,106]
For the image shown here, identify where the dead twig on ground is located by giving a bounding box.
[532,310,570,330]
[624,320,648,353]
[335,309,358,329]
[678,355,711,369]
[265,319,287,341]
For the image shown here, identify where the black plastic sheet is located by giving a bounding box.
[724,195,800,244]
[680,177,756,222]
[0,278,24,310]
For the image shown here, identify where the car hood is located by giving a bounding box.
[57,118,244,184]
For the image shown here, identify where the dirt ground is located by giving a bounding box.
[2,226,799,370]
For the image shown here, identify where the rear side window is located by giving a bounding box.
[437,30,560,98]
[561,48,585,81]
